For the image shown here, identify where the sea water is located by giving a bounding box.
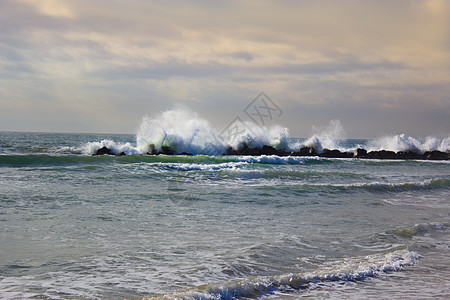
[0,120,449,299]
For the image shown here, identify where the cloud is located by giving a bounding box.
[0,0,448,136]
[19,0,76,19]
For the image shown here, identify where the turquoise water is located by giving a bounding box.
[0,132,449,299]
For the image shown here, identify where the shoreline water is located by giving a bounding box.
[1,131,449,299]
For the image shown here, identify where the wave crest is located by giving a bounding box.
[154,249,419,299]
[135,109,290,155]
[78,109,449,156]
[368,134,450,154]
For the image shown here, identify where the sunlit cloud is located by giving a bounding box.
[19,0,76,19]
[0,0,448,136]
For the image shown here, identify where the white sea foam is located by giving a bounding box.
[286,119,346,154]
[161,249,419,299]
[82,109,448,156]
[233,155,320,164]
[83,139,141,155]
[305,178,450,191]
[154,161,248,172]
[136,109,226,155]
[133,109,343,155]
[226,121,290,151]
[368,134,450,153]
[304,119,346,153]
[0,249,420,299]
[134,109,292,155]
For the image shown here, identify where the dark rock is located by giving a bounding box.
[260,145,277,155]
[319,149,343,158]
[240,147,262,156]
[259,145,290,156]
[117,152,126,156]
[235,142,249,155]
[234,143,259,155]
[180,152,193,156]
[225,146,237,155]
[299,146,316,156]
[160,145,174,155]
[225,144,290,156]
[277,150,290,156]
[367,150,398,159]
[354,148,368,158]
[94,146,114,156]
[396,151,422,160]
[147,144,157,155]
[319,149,353,158]
[342,152,355,158]
[423,150,449,160]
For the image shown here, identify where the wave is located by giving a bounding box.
[150,249,418,299]
[302,179,450,193]
[290,119,346,154]
[82,110,448,156]
[2,110,448,157]
[0,154,109,167]
[389,222,447,238]
[232,155,322,164]
[367,134,450,154]
[0,153,324,168]
[134,109,289,156]
[83,139,141,156]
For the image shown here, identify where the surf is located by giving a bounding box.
[147,249,419,299]
[71,109,449,159]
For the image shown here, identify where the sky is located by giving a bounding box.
[0,0,449,138]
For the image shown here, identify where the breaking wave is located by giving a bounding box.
[296,119,346,154]
[368,134,450,154]
[79,109,448,156]
[151,249,419,299]
[389,222,447,238]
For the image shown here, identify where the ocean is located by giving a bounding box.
[0,127,449,299]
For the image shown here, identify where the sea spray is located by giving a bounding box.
[287,119,346,154]
[81,109,448,156]
[135,109,291,155]
[224,121,290,151]
[368,134,450,154]
[136,110,225,155]
[84,139,140,155]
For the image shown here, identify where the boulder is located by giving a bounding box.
[353,148,368,158]
[240,147,262,156]
[319,149,343,158]
[224,144,290,156]
[147,144,157,155]
[321,149,353,158]
[423,150,449,160]
[160,145,174,155]
[225,146,237,155]
[367,150,398,159]
[260,145,277,155]
[396,151,422,160]
[342,152,355,158]
[234,142,260,155]
[298,146,316,156]
[93,146,114,156]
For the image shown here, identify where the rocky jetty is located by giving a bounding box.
[93,144,449,160]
